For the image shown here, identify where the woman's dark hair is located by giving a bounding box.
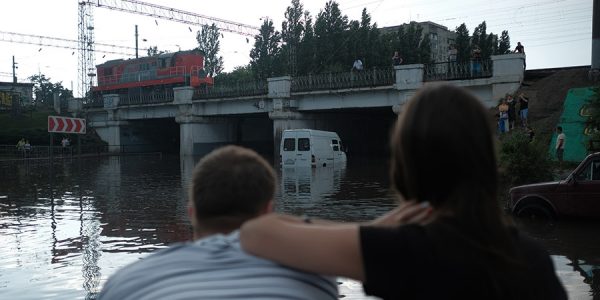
[390,84,515,257]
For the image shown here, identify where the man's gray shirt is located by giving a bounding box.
[97,231,338,300]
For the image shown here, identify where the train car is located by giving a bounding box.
[92,49,213,97]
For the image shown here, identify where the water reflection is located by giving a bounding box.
[516,219,600,299]
[0,156,599,299]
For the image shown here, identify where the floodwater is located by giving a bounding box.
[0,155,598,299]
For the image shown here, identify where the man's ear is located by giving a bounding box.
[187,201,195,221]
[263,199,274,214]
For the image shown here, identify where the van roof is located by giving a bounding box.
[282,129,340,137]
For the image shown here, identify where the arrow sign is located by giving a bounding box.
[65,118,74,132]
[48,116,86,134]
[56,118,65,131]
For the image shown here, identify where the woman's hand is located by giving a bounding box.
[369,201,432,227]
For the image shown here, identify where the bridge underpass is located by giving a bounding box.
[119,118,180,154]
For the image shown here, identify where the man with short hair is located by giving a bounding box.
[98,145,338,300]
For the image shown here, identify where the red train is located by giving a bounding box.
[92,49,213,97]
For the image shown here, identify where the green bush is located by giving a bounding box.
[499,129,553,186]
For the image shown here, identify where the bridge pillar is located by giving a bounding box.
[173,86,194,104]
[177,115,236,156]
[93,120,130,153]
[92,94,128,153]
[394,64,424,90]
[491,54,526,103]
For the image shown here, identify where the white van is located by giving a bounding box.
[280,129,347,167]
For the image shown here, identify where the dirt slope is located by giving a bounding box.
[517,67,595,144]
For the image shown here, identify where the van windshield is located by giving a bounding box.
[298,138,310,151]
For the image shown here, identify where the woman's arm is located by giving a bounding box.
[240,214,365,280]
[240,201,432,281]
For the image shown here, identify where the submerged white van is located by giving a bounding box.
[280,129,347,167]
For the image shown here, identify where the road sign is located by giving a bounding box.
[48,116,86,134]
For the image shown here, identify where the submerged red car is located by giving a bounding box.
[507,152,600,219]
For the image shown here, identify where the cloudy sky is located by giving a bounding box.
[0,0,593,96]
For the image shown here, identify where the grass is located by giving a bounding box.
[0,107,105,147]
[0,108,53,130]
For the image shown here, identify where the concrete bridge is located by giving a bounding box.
[85,54,525,157]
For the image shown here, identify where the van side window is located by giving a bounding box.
[283,138,295,151]
[332,139,339,151]
[298,138,310,151]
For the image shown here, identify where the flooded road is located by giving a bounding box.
[0,155,598,299]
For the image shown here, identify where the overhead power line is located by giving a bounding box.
[0,30,145,56]
[88,0,260,37]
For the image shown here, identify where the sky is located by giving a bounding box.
[0,0,594,96]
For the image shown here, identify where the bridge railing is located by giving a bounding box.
[0,144,109,160]
[83,97,104,108]
[291,68,396,92]
[424,60,493,81]
[193,80,268,100]
[118,90,174,106]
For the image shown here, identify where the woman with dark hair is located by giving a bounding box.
[240,84,566,300]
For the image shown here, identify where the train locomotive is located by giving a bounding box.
[92,49,213,98]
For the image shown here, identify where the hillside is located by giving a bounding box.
[517,66,595,145]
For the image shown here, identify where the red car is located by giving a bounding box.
[508,152,600,219]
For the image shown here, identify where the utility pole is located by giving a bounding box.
[12,56,17,83]
[592,0,599,74]
[135,25,139,58]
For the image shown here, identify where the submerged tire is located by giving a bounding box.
[515,202,556,221]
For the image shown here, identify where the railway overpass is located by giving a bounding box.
[84,53,525,157]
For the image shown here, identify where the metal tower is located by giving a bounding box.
[78,1,96,98]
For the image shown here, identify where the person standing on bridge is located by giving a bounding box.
[514,42,526,69]
[514,41,525,54]
[392,51,403,66]
[352,58,364,72]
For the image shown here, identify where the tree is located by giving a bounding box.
[496,30,511,55]
[196,24,224,77]
[28,74,73,107]
[314,0,349,72]
[471,21,498,59]
[390,22,431,65]
[297,11,316,75]
[349,8,383,67]
[250,19,282,79]
[146,46,165,56]
[455,23,471,63]
[214,65,255,85]
[281,0,305,75]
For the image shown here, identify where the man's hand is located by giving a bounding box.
[369,201,433,227]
